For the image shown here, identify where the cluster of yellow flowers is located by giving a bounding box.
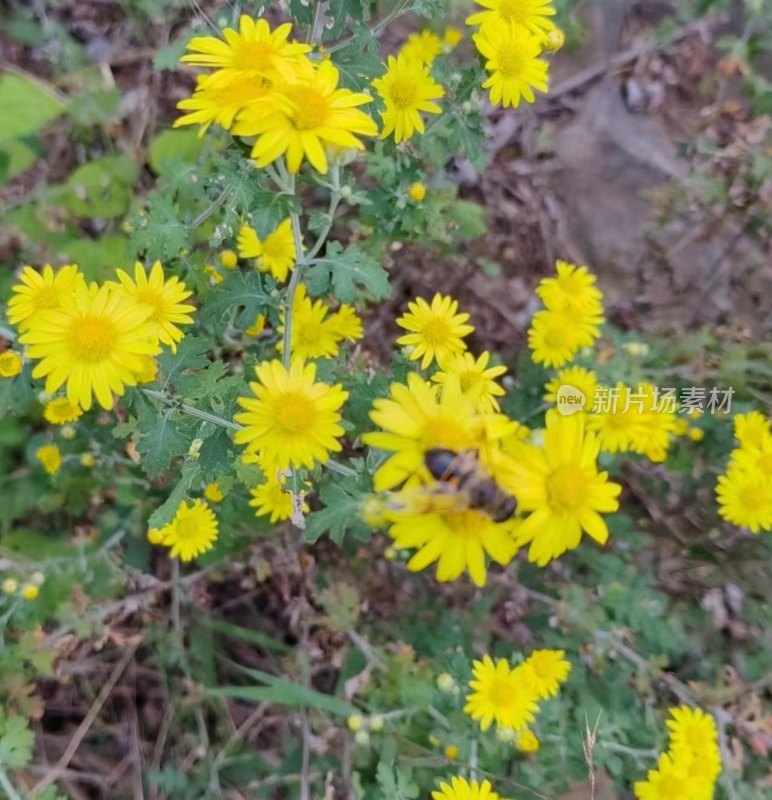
[362,274,622,582]
[532,264,681,463]
[175,16,376,174]
[634,706,721,800]
[431,649,570,800]
[7,261,195,412]
[716,411,772,533]
[467,0,560,109]
[1,571,44,602]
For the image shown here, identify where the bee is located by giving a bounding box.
[423,447,517,523]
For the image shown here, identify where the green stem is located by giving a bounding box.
[326,0,411,54]
[306,165,342,261]
[0,768,23,800]
[190,185,231,230]
[142,389,243,432]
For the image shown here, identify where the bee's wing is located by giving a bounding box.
[383,485,470,516]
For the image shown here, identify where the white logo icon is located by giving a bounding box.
[556,384,586,415]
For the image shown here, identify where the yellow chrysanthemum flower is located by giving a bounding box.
[466,0,557,34]
[464,656,539,732]
[36,444,61,475]
[174,70,272,135]
[44,397,83,425]
[155,499,219,562]
[396,293,474,370]
[544,365,598,411]
[527,310,585,368]
[234,359,348,471]
[516,729,540,753]
[666,707,720,778]
[22,584,39,601]
[520,648,571,699]
[372,53,444,143]
[543,27,565,51]
[444,27,464,47]
[586,383,642,454]
[364,372,515,491]
[730,434,772,477]
[326,305,363,343]
[537,260,605,322]
[181,16,311,78]
[233,60,377,174]
[408,181,427,202]
[0,351,24,378]
[136,356,159,384]
[504,409,622,566]
[715,464,772,533]
[432,776,502,800]
[20,282,161,411]
[204,481,224,503]
[386,507,519,587]
[634,384,679,463]
[219,249,239,269]
[401,29,444,65]
[7,264,85,332]
[249,475,308,523]
[112,261,195,353]
[733,410,771,448]
[277,284,362,360]
[433,351,506,413]
[634,752,693,800]
[473,22,549,108]
[237,221,296,282]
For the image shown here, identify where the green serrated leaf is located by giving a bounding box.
[0,70,66,141]
[137,407,189,477]
[0,711,34,768]
[197,427,235,481]
[157,336,212,392]
[304,481,370,545]
[146,463,200,529]
[306,242,390,303]
[200,269,273,329]
[130,194,191,261]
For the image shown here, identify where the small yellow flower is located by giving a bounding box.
[520,648,571,699]
[80,453,95,468]
[7,264,85,332]
[21,583,39,601]
[347,714,364,732]
[219,249,239,269]
[2,578,19,595]
[464,656,539,731]
[516,729,540,753]
[444,27,463,47]
[0,351,23,378]
[466,0,557,34]
[372,53,444,143]
[433,777,502,800]
[369,715,384,731]
[147,527,165,545]
[154,499,219,562]
[408,181,427,202]
[733,410,770,448]
[136,356,159,385]
[44,397,83,425]
[396,293,474,369]
[204,481,225,503]
[434,350,507,413]
[443,744,460,760]
[203,264,224,284]
[235,359,348,472]
[401,30,444,65]
[36,444,61,475]
[237,220,296,283]
[715,464,772,533]
[528,310,589,368]
[249,475,307,523]
[673,418,690,437]
[543,27,565,52]
[688,427,704,442]
[544,366,598,412]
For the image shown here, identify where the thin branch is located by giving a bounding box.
[31,644,139,794]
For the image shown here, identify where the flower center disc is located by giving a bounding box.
[276,394,313,433]
[546,465,591,512]
[389,78,419,109]
[739,484,765,511]
[68,314,116,363]
[176,518,199,539]
[287,87,330,130]
[488,676,517,706]
[137,289,166,323]
[498,49,526,77]
[422,316,452,346]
